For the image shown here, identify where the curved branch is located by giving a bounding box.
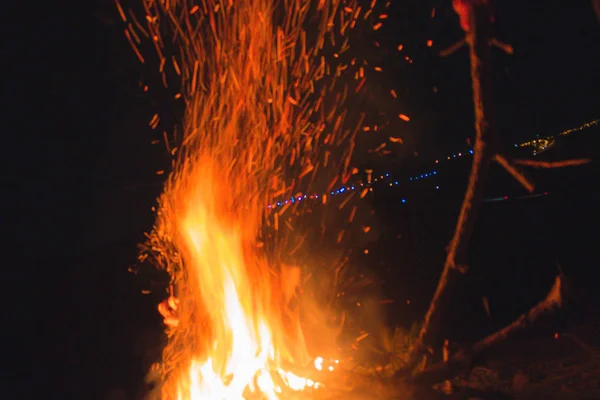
[399,1,498,373]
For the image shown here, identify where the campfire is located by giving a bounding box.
[152,156,333,399]
[123,0,376,398]
[120,0,579,398]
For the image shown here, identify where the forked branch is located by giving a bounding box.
[398,0,499,373]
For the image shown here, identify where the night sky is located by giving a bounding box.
[3,0,600,398]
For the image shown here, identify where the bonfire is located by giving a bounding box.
[118,0,593,398]
[118,0,384,398]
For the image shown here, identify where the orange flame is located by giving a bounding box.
[129,0,378,397]
[159,157,314,399]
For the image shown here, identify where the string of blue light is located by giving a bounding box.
[266,150,470,209]
[267,117,597,209]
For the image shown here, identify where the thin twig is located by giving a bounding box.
[494,154,535,193]
[513,158,592,169]
[440,38,466,57]
[490,38,513,54]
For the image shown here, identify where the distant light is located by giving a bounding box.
[401,198,406,203]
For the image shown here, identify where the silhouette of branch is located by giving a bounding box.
[410,276,565,387]
[399,0,499,374]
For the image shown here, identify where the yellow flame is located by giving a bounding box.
[129,0,380,397]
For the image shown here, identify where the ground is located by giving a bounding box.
[452,320,600,400]
[319,319,600,400]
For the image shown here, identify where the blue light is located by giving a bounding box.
[410,177,413,181]
[470,149,474,154]
[277,202,282,206]
[433,171,437,175]
[331,191,334,195]
[436,186,439,190]
[401,198,406,203]
[340,188,345,192]
[351,186,355,190]
[291,197,295,203]
[394,181,398,185]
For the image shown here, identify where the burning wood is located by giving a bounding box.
[123,0,387,398]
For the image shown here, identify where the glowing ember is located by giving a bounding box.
[124,0,386,398]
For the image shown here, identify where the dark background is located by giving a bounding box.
[2,0,599,398]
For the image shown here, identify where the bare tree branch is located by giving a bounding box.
[494,154,535,193]
[513,158,592,169]
[399,1,499,373]
[440,39,467,57]
[490,38,513,54]
[410,276,565,387]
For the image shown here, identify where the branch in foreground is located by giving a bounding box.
[494,154,535,193]
[399,1,499,373]
[410,275,565,387]
[513,158,592,169]
[440,39,466,57]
